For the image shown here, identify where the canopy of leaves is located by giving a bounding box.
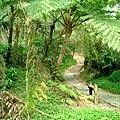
[24,0,120,51]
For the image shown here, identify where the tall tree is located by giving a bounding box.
[25,0,120,79]
[6,5,14,63]
[0,0,30,63]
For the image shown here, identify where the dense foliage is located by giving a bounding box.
[0,0,120,119]
[77,26,120,76]
[9,69,120,119]
[109,70,120,83]
[86,76,120,94]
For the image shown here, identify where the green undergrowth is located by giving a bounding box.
[58,56,77,74]
[88,77,120,94]
[31,80,120,120]
[31,107,120,120]
[80,71,120,94]
[9,67,26,98]
[7,68,120,120]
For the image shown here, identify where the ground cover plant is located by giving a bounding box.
[9,68,120,120]
[109,70,120,83]
[80,70,120,94]
[88,77,120,94]
[12,73,120,120]
[31,101,120,120]
[6,58,119,120]
[0,0,120,119]
[1,63,120,119]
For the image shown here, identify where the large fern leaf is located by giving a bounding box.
[81,1,120,51]
[25,0,120,51]
[25,0,70,20]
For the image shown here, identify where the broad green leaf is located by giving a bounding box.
[113,36,120,50]
[108,33,114,47]
[97,25,108,33]
[36,87,47,101]
[117,42,120,52]
[68,89,77,99]
[32,89,39,99]
[59,84,68,91]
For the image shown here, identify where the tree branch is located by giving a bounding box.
[49,12,65,26]
[58,8,66,25]
[0,13,8,21]
[72,17,90,29]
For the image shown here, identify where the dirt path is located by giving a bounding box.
[63,52,120,108]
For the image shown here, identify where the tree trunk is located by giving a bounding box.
[12,22,20,65]
[6,5,14,63]
[42,24,55,61]
[51,28,65,72]
[51,13,73,80]
[52,22,72,80]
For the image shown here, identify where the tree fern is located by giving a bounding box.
[24,0,120,80]
[25,0,120,51]
[76,0,120,49]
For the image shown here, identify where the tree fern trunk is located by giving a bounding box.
[52,28,72,80]
[52,12,73,80]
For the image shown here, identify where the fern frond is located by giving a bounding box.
[84,15,120,51]
[25,0,120,51]
[25,0,70,20]
[81,1,120,51]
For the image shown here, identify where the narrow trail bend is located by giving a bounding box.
[63,52,120,108]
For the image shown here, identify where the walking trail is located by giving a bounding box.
[63,52,120,108]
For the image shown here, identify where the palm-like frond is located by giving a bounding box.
[25,0,69,20]
[85,18,120,51]
[25,0,120,51]
[81,1,120,51]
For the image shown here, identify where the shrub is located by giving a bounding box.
[78,27,120,76]
[109,70,120,83]
[0,43,8,58]
[5,67,17,88]
[59,84,78,99]
[90,77,120,94]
